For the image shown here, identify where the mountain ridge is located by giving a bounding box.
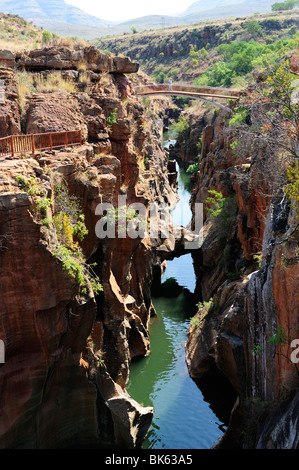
[0,0,109,28]
[0,0,275,39]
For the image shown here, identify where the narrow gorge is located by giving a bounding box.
[0,40,298,450]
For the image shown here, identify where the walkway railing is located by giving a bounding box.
[0,130,83,157]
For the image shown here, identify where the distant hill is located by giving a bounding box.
[0,0,276,39]
[181,0,275,19]
[182,0,245,15]
[94,10,299,84]
[0,12,43,52]
[116,15,181,30]
[112,1,275,35]
[0,0,109,29]
[86,0,275,39]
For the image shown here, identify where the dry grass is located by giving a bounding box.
[55,36,77,48]
[34,72,77,93]
[54,37,89,49]
[15,71,77,117]
[77,60,87,71]
[15,71,34,116]
[78,72,91,84]
[0,39,40,54]
[97,72,111,86]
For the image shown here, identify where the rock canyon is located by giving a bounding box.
[0,42,298,450]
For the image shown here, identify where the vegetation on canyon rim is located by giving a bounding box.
[96,10,299,86]
[188,55,299,334]
[230,59,299,223]
[174,54,299,223]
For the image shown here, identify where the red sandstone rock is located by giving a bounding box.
[290,54,299,73]
[17,46,139,74]
[0,68,21,137]
[25,92,88,140]
[0,50,15,68]
[0,61,178,448]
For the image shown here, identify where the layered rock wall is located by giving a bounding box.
[0,47,176,448]
[185,106,299,448]
[16,46,139,74]
[0,67,21,137]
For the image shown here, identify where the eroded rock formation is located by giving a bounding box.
[16,46,139,74]
[0,67,21,137]
[185,105,299,448]
[0,47,176,448]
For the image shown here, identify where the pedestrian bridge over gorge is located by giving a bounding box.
[134,83,241,113]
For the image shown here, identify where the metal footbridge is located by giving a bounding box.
[134,83,241,112]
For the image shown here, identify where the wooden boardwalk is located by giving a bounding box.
[0,130,82,158]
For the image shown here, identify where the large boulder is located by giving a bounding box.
[17,46,139,74]
[0,50,15,68]
[25,92,88,141]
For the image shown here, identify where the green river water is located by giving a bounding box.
[127,139,234,449]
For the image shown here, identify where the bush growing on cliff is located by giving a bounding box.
[16,175,102,294]
[106,108,118,127]
[187,135,202,174]
[52,182,102,295]
[189,298,214,329]
[285,164,299,218]
[206,190,226,219]
[228,106,250,127]
[186,162,199,175]
[266,324,299,377]
[15,175,40,196]
[243,20,262,36]
[172,114,190,143]
[42,30,52,44]
[206,190,237,242]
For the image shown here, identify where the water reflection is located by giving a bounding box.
[128,256,228,449]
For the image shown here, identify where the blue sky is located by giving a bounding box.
[66,0,195,22]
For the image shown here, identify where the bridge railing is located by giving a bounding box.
[133,83,241,98]
[0,130,83,157]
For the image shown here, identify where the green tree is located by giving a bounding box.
[244,20,262,36]
[42,30,52,44]
[272,0,299,10]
